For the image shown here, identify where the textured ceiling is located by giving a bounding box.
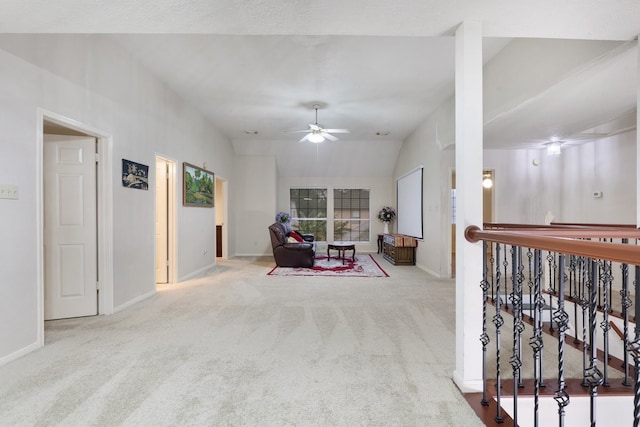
[2,0,640,40]
[1,1,639,177]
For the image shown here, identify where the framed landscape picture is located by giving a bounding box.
[183,162,214,207]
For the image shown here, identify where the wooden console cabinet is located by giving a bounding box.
[383,234,417,265]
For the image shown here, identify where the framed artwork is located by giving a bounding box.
[183,162,214,207]
[122,159,149,190]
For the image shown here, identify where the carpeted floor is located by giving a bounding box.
[0,254,484,426]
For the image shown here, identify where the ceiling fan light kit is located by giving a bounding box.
[545,140,563,156]
[287,104,350,143]
[308,133,324,143]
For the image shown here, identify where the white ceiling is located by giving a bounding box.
[2,1,639,177]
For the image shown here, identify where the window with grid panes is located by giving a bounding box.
[289,188,327,241]
[333,188,370,241]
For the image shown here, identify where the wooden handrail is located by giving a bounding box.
[485,222,639,232]
[484,228,640,239]
[551,222,638,229]
[465,225,640,266]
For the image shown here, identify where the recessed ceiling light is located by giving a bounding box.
[376,131,390,136]
[244,130,259,135]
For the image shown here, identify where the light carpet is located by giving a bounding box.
[268,254,389,278]
[0,254,483,426]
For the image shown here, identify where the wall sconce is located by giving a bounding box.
[545,141,563,156]
[482,174,493,189]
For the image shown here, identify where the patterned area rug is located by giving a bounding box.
[267,254,389,278]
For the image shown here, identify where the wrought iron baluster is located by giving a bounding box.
[547,251,555,293]
[493,243,504,423]
[600,259,612,387]
[503,247,509,311]
[608,267,613,314]
[626,264,640,425]
[598,256,603,310]
[570,255,580,345]
[553,254,570,427]
[620,237,631,386]
[580,257,589,387]
[547,252,556,333]
[621,259,631,387]
[585,259,603,427]
[528,249,534,319]
[569,255,576,300]
[510,245,524,426]
[480,241,490,407]
[490,243,496,302]
[607,239,613,314]
[529,249,543,427]
[517,247,525,389]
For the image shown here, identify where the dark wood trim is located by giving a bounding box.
[466,226,640,265]
[464,378,633,427]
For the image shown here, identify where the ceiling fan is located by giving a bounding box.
[286,104,349,143]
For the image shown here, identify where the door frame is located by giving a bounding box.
[36,109,114,345]
[155,155,177,284]
[216,175,229,259]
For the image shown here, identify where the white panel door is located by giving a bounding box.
[44,135,97,320]
[155,158,168,284]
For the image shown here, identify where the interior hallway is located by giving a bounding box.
[0,255,483,426]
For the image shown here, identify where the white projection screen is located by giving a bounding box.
[396,166,423,239]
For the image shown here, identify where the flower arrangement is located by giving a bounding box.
[377,206,396,222]
[275,211,290,223]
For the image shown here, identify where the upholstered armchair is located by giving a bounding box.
[268,222,315,268]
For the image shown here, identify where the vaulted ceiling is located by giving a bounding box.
[1,1,639,177]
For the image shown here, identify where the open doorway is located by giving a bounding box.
[38,109,114,344]
[155,156,176,285]
[482,170,495,224]
[450,169,494,278]
[215,176,228,258]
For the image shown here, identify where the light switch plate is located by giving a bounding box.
[0,184,19,199]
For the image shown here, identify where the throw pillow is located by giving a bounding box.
[289,230,304,242]
[287,236,298,243]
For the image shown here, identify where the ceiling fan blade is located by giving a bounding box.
[285,106,347,143]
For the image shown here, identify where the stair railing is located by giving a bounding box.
[466,224,640,427]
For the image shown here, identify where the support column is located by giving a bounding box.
[637,37,640,227]
[453,21,485,392]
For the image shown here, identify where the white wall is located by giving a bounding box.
[0,35,235,363]
[277,175,393,254]
[394,106,637,279]
[394,100,454,278]
[561,131,637,223]
[484,148,562,224]
[484,129,637,225]
[234,155,278,256]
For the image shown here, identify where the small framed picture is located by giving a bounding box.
[183,162,214,207]
[122,159,149,190]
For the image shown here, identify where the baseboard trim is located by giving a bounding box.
[415,262,441,278]
[234,252,270,257]
[453,370,484,393]
[178,263,216,282]
[113,289,156,313]
[0,341,42,367]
